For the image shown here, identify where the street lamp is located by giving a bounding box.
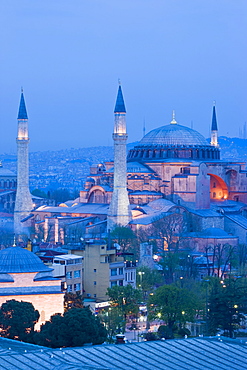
[138,271,145,290]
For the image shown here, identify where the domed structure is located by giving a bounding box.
[0,247,64,329]
[0,247,52,274]
[139,123,209,147]
[128,119,220,161]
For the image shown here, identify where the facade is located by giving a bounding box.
[109,260,136,288]
[52,254,83,294]
[67,241,136,302]
[0,163,17,213]
[0,246,64,329]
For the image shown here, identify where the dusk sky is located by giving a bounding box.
[1,0,247,153]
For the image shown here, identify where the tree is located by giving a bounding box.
[110,225,137,254]
[148,284,201,338]
[208,277,247,338]
[136,266,163,299]
[148,212,189,283]
[106,285,141,333]
[99,306,124,343]
[150,213,186,253]
[236,244,247,275]
[64,292,84,311]
[51,188,72,205]
[34,307,107,348]
[0,300,39,341]
[31,189,47,198]
[204,243,236,278]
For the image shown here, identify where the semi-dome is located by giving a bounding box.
[0,247,53,273]
[139,123,208,147]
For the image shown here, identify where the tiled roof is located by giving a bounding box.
[0,337,246,369]
[225,214,247,229]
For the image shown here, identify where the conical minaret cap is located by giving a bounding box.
[114,85,126,113]
[18,91,28,119]
[211,102,218,131]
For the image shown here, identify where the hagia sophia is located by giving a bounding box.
[1,86,247,250]
[25,86,247,250]
[0,85,247,329]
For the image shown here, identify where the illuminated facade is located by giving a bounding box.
[80,106,247,209]
[0,246,64,329]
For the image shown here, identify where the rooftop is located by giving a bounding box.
[0,336,246,369]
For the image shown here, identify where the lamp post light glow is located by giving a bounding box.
[138,271,145,290]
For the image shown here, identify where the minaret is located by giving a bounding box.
[14,90,33,237]
[210,102,219,147]
[107,84,132,230]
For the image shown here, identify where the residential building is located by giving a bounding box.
[52,254,83,294]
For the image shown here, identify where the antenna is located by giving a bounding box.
[143,118,146,137]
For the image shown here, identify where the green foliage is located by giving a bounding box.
[208,277,247,338]
[34,307,107,348]
[143,332,158,341]
[177,327,191,337]
[31,189,47,198]
[106,285,142,333]
[50,188,72,204]
[148,284,201,338]
[157,324,174,339]
[136,266,163,296]
[110,225,137,254]
[64,292,84,311]
[99,306,124,341]
[158,251,181,283]
[0,300,39,341]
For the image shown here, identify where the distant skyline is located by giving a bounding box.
[0,0,247,153]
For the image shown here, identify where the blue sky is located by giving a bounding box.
[0,0,246,153]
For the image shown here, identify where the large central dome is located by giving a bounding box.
[139,123,208,147]
[127,117,220,161]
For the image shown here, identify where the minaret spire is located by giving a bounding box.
[114,83,126,113]
[18,90,28,119]
[210,101,219,147]
[107,84,132,230]
[14,90,33,238]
